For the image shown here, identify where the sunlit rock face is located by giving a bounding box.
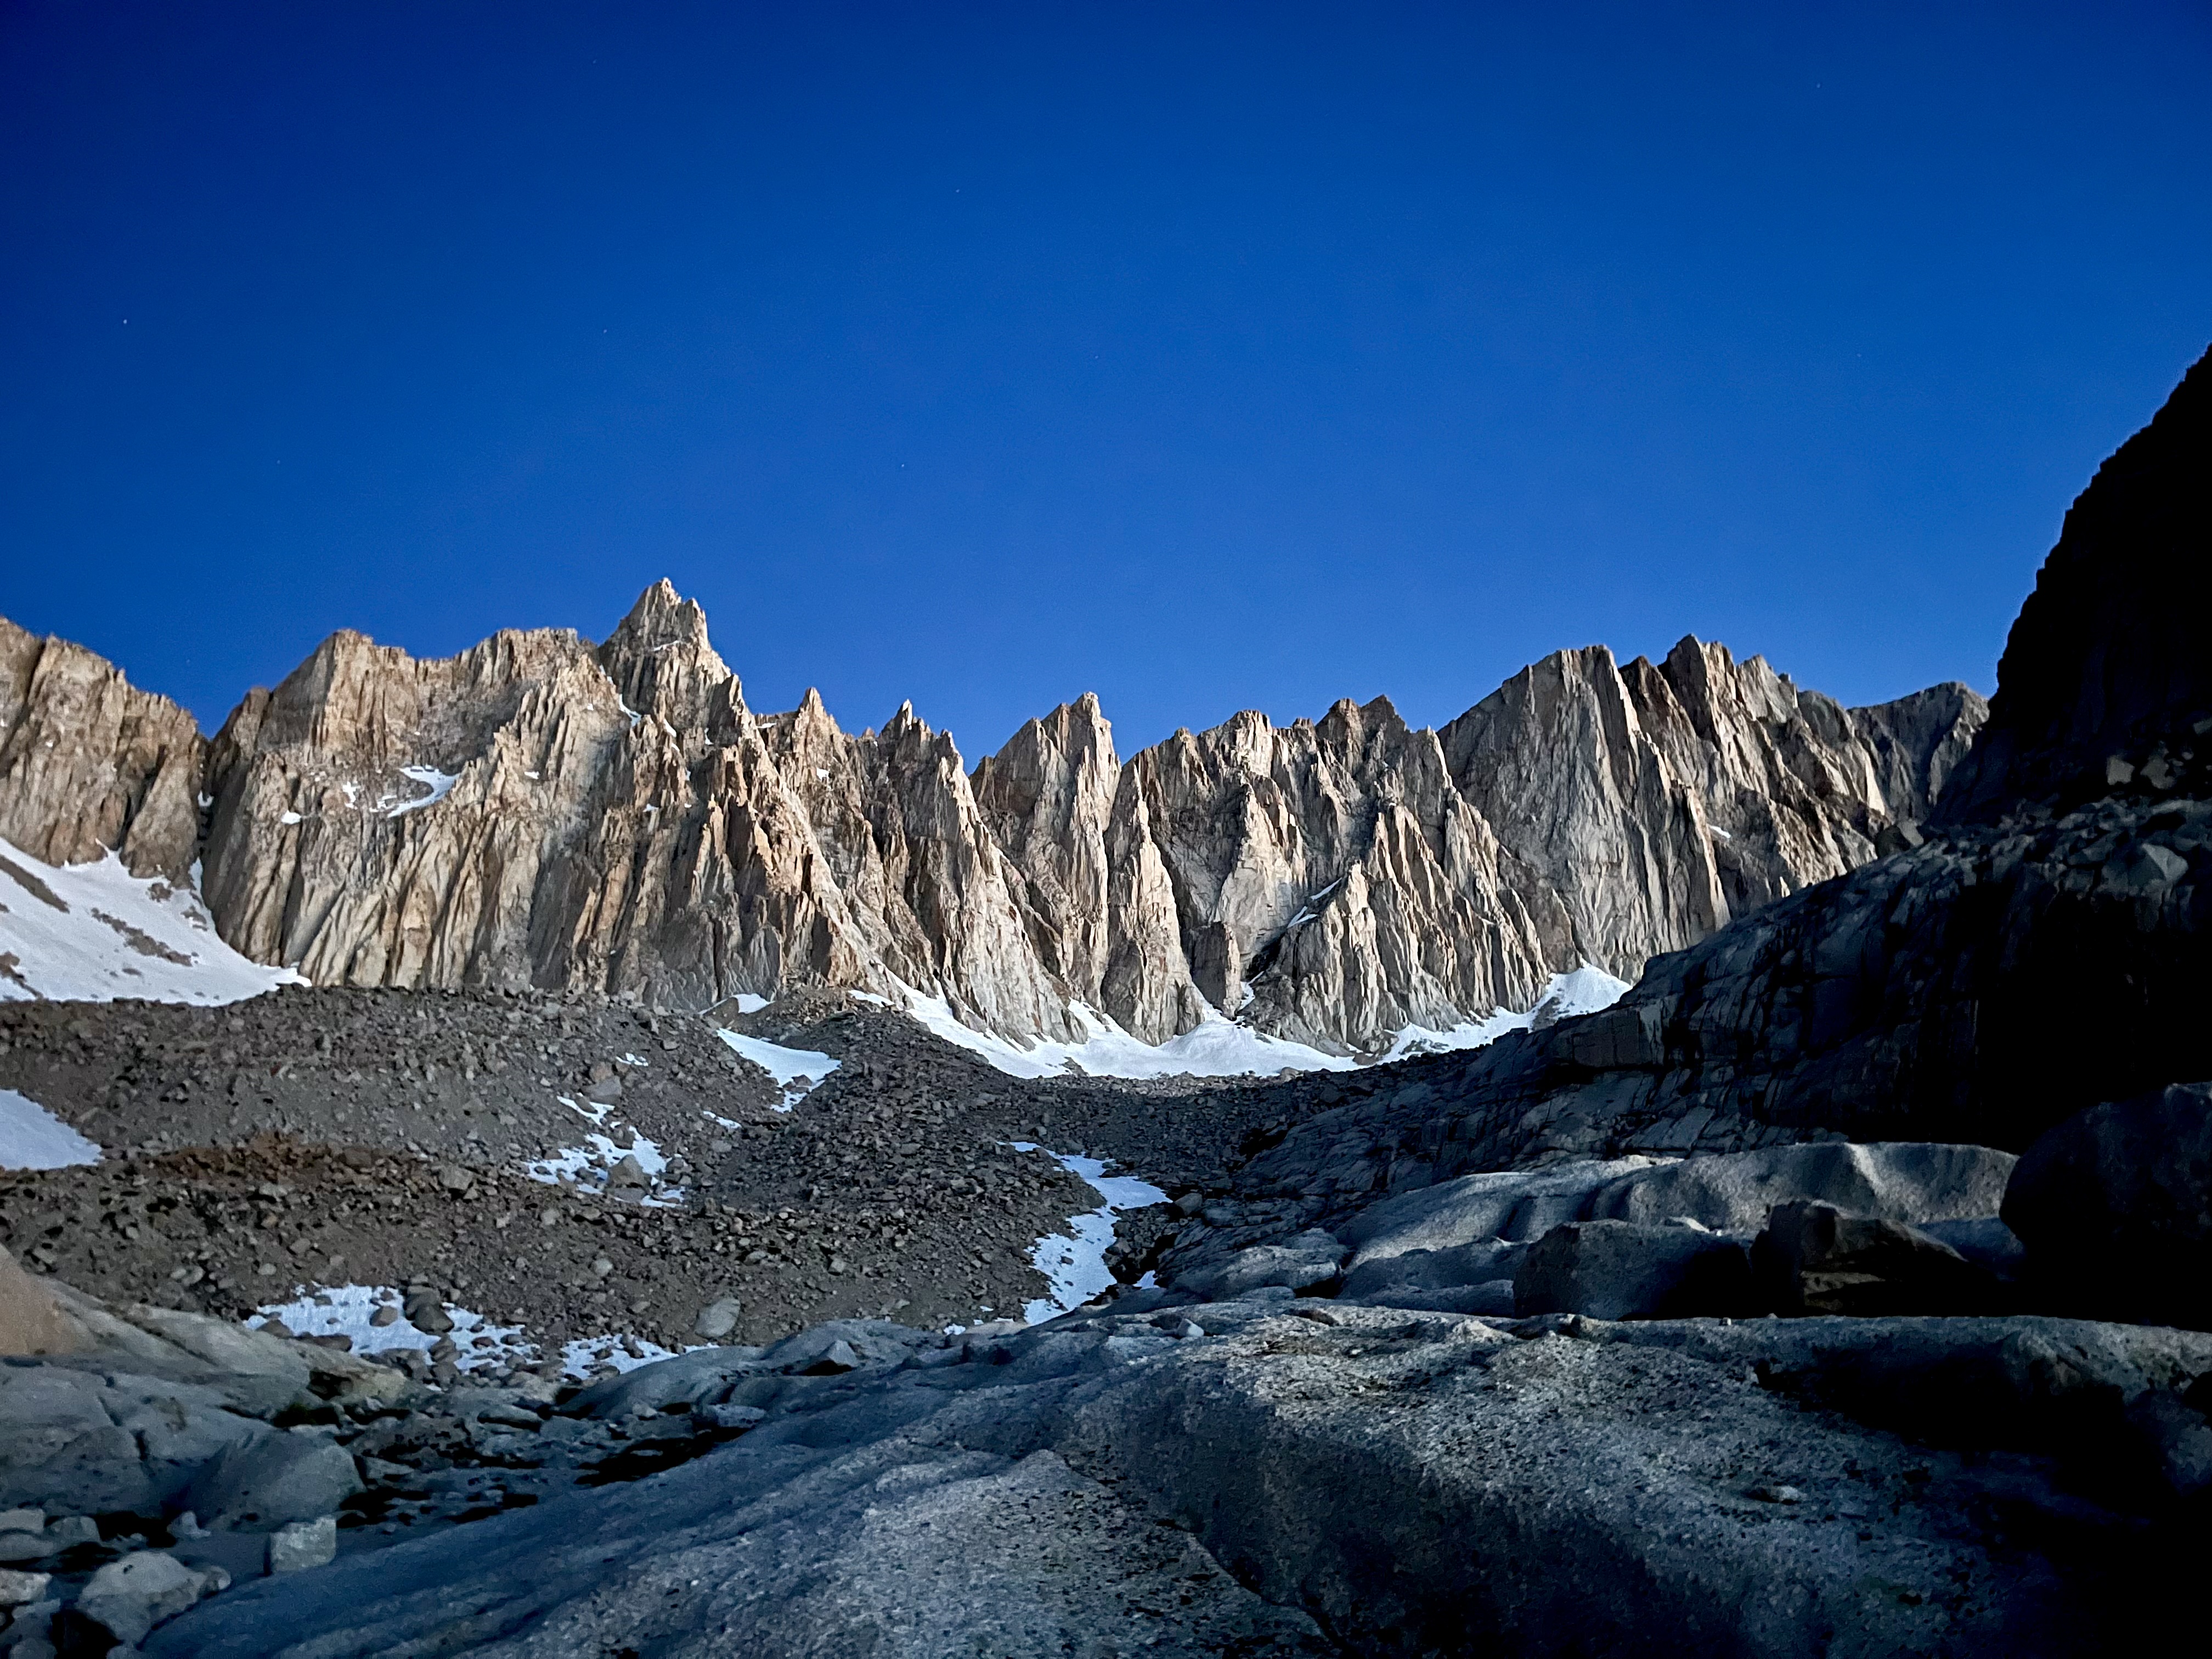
[0,617,205,883]
[1,579,1977,1049]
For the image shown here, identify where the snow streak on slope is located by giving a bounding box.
[383,765,459,817]
[0,839,304,1005]
[250,1285,530,1372]
[0,1087,102,1170]
[249,1284,675,1380]
[523,1093,680,1204]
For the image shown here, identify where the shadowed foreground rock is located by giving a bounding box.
[2004,1080,2212,1327]
[137,1293,2205,1659]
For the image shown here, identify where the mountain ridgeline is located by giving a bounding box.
[0,598,1980,1052]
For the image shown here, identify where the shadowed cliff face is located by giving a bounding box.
[1940,343,2212,822]
[0,579,1978,1049]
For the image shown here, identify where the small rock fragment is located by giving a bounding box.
[267,1515,338,1575]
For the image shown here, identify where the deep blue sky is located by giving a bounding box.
[3,3,2207,758]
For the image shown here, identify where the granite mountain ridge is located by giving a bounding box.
[0,597,1980,1053]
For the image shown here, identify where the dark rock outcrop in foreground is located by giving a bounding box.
[142,1293,2211,1659]
[1939,344,2212,821]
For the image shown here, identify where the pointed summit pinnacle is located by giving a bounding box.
[612,579,711,653]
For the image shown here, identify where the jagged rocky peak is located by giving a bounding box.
[597,577,743,736]
[0,616,204,881]
[0,577,1984,1053]
[1940,342,2212,821]
[973,693,1122,1006]
[196,615,642,992]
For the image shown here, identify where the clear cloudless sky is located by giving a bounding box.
[3,2,2208,756]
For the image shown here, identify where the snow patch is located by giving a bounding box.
[0,1088,101,1170]
[383,766,459,817]
[249,1285,531,1373]
[715,1029,839,1110]
[1379,963,1633,1061]
[522,1096,676,1199]
[896,985,1355,1081]
[0,839,304,1006]
[731,993,769,1014]
[1012,1145,1167,1324]
[249,1284,674,1380]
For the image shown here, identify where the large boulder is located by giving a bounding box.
[0,1362,268,1516]
[32,1276,407,1416]
[1178,1232,1347,1300]
[2003,1081,2212,1327]
[1754,1201,2004,1317]
[186,1434,362,1532]
[0,1248,88,1357]
[1335,1158,1669,1265]
[1514,1221,1756,1321]
[54,1549,227,1650]
[1587,1142,2016,1233]
[1340,1239,1524,1302]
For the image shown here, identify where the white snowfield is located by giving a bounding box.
[0,1087,103,1170]
[0,839,303,1006]
[715,1029,840,1110]
[870,964,1632,1082]
[891,986,1357,1081]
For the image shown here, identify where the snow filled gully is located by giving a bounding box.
[1008,1144,1167,1328]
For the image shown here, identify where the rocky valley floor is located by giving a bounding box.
[0,987,1368,1367]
